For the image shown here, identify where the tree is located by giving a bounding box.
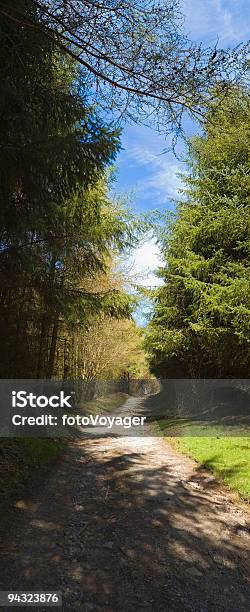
[0,1,135,378]
[0,0,248,136]
[145,87,250,378]
[73,318,147,380]
[51,251,148,380]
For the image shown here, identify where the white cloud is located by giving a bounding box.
[125,144,158,167]
[183,0,249,44]
[124,142,183,203]
[141,161,183,198]
[129,237,164,288]
[211,0,247,43]
[128,238,164,325]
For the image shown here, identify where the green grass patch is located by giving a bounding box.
[155,419,250,501]
[0,438,65,504]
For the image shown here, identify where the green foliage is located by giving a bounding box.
[145,88,250,377]
[0,0,136,378]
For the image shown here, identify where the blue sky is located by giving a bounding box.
[114,0,249,294]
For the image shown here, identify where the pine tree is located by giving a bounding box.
[145,88,250,378]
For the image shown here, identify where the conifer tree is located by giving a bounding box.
[145,88,250,378]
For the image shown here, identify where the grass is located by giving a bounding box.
[0,438,65,499]
[0,438,65,528]
[156,419,250,501]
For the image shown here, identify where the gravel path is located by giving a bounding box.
[0,397,249,611]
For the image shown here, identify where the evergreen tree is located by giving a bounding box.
[145,88,250,378]
[0,0,134,377]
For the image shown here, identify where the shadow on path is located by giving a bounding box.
[0,422,249,611]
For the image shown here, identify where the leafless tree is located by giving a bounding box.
[0,0,249,135]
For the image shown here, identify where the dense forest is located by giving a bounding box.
[0,0,249,381]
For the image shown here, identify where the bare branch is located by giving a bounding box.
[0,0,248,135]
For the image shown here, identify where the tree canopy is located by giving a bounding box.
[0,0,248,135]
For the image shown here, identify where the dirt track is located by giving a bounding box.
[0,397,249,611]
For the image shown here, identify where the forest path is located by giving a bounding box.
[0,397,249,611]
